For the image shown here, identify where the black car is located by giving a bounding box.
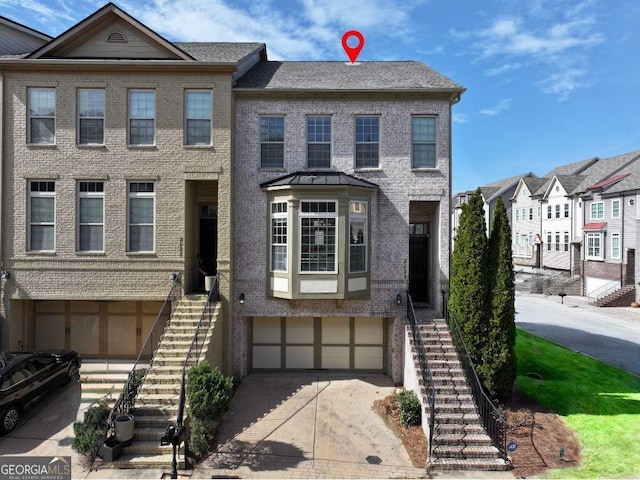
[0,349,81,434]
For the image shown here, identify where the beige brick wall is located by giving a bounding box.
[1,71,233,302]
[232,95,452,378]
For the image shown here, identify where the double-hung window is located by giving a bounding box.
[611,232,621,259]
[411,116,436,168]
[28,88,55,144]
[128,90,155,145]
[185,90,212,145]
[591,202,604,220]
[271,202,288,272]
[307,116,331,168]
[529,208,533,221]
[515,209,520,222]
[28,181,55,251]
[77,89,105,145]
[586,232,603,260]
[355,116,379,168]
[564,203,569,218]
[555,232,560,251]
[564,232,569,252]
[555,204,560,218]
[547,233,552,251]
[547,206,552,219]
[612,199,621,219]
[300,201,337,273]
[128,182,155,252]
[349,201,367,273]
[260,116,284,168]
[78,181,104,252]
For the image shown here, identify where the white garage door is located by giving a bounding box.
[251,316,385,371]
[585,276,620,297]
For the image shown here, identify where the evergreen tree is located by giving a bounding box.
[480,196,517,402]
[449,188,489,365]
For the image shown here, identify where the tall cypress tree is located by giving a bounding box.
[449,188,489,365]
[480,196,517,402]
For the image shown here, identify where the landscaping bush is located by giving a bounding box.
[186,361,234,458]
[72,401,110,460]
[397,389,421,427]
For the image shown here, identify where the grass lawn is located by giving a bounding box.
[515,329,640,478]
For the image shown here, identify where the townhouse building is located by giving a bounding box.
[0,4,266,373]
[232,61,464,381]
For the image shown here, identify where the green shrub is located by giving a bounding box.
[72,402,110,459]
[397,389,421,427]
[186,361,234,458]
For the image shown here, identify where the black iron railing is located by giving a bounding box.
[406,293,436,463]
[106,274,180,439]
[171,276,219,476]
[445,309,508,458]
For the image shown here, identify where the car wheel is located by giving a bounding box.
[0,406,20,434]
[67,361,80,383]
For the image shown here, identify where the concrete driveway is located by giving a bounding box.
[197,373,428,479]
[516,293,640,376]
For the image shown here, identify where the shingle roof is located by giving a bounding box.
[554,175,586,195]
[543,157,599,177]
[260,171,378,189]
[175,42,264,63]
[572,150,640,195]
[236,61,465,91]
[522,177,548,195]
[594,151,640,195]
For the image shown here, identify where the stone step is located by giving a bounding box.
[434,433,493,446]
[433,402,477,414]
[144,373,183,384]
[131,414,178,428]
[134,426,169,441]
[433,412,480,425]
[101,453,186,470]
[136,393,180,405]
[138,384,181,395]
[132,404,179,416]
[433,445,503,460]
[123,440,178,456]
[435,424,487,436]
[429,457,511,471]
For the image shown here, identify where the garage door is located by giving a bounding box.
[251,317,385,371]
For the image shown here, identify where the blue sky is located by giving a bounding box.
[2,0,638,193]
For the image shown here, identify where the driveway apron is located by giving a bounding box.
[199,372,427,479]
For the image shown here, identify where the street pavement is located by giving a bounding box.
[515,293,640,376]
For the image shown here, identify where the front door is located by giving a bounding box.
[409,223,430,303]
[198,204,218,282]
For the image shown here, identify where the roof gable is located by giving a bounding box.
[27,3,192,61]
[0,15,50,55]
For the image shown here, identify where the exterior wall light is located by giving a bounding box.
[395,293,402,306]
[0,270,10,281]
[239,293,245,304]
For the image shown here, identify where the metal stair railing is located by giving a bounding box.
[168,276,219,478]
[587,279,621,304]
[106,273,180,439]
[445,309,508,459]
[406,293,436,464]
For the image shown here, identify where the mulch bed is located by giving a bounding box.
[373,388,581,477]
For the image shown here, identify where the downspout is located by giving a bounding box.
[621,196,625,285]
[445,93,459,317]
[0,73,5,350]
[569,196,573,276]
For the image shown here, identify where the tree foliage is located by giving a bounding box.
[449,188,489,365]
[481,196,517,402]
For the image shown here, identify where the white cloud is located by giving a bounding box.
[452,113,470,124]
[479,98,512,117]
[454,1,605,99]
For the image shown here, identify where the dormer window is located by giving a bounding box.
[106,31,127,43]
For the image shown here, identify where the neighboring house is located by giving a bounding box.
[452,172,533,247]
[511,176,547,265]
[0,15,51,55]
[579,152,640,297]
[233,61,464,381]
[0,3,265,372]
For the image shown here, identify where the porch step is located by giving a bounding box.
[428,458,511,471]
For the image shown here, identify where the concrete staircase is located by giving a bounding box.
[594,285,636,307]
[101,294,219,470]
[410,312,510,472]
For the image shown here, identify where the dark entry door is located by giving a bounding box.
[409,224,430,303]
[199,216,217,277]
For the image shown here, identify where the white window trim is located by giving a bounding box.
[28,181,56,252]
[590,201,604,220]
[270,201,288,272]
[354,115,380,169]
[515,209,520,222]
[77,88,105,146]
[260,115,285,169]
[411,115,437,169]
[127,182,155,253]
[28,87,56,145]
[611,232,621,259]
[564,203,570,218]
[349,200,368,273]
[77,181,105,252]
[299,200,338,274]
[128,89,156,146]
[585,232,603,260]
[611,199,621,219]
[306,115,332,169]
[184,89,213,146]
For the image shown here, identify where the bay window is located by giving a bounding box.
[349,201,367,273]
[271,202,288,271]
[586,232,603,260]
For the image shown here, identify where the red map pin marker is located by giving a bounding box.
[342,30,365,63]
